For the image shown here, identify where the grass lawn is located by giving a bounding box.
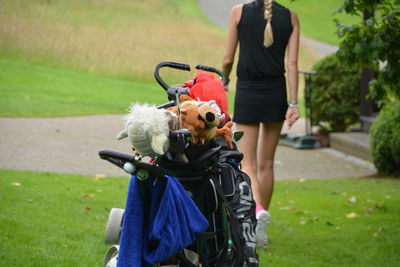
[0,58,168,117]
[0,170,129,267]
[278,0,359,45]
[1,169,399,266]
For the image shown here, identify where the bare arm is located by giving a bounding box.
[222,5,242,84]
[286,11,299,103]
[285,11,300,128]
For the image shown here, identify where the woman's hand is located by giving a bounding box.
[285,106,300,129]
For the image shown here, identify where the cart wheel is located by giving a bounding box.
[102,245,119,267]
[105,208,125,244]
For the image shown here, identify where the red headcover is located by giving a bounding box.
[183,72,230,125]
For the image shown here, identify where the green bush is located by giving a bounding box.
[310,53,361,132]
[370,102,400,177]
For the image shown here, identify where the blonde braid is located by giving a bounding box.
[263,0,274,47]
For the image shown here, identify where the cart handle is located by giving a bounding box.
[154,62,191,91]
[154,62,229,91]
[98,149,173,178]
[99,144,222,178]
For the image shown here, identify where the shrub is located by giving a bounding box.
[310,53,361,132]
[370,102,400,177]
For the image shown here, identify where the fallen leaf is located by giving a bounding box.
[364,207,373,216]
[299,178,306,183]
[11,182,21,186]
[374,204,388,212]
[346,212,358,219]
[348,196,357,204]
[94,174,106,182]
[81,194,90,198]
[85,206,92,211]
[326,221,334,226]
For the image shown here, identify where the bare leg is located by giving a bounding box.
[235,123,262,206]
[258,122,284,210]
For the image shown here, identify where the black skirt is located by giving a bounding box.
[233,76,288,124]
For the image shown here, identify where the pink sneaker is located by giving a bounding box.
[256,210,271,249]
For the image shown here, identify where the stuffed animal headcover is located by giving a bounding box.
[169,95,234,149]
[117,103,178,158]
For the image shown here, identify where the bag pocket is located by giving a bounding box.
[219,163,236,198]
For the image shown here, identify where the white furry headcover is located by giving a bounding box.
[117,103,177,157]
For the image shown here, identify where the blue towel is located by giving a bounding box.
[117,175,209,267]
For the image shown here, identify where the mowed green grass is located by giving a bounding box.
[279,0,359,45]
[0,58,170,117]
[1,169,399,266]
[264,177,400,266]
[0,170,129,267]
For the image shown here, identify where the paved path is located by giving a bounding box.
[0,116,375,179]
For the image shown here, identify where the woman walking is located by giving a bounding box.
[222,0,300,249]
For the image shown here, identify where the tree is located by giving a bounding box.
[335,0,400,177]
[335,0,400,104]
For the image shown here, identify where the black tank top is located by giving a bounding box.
[237,1,293,80]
